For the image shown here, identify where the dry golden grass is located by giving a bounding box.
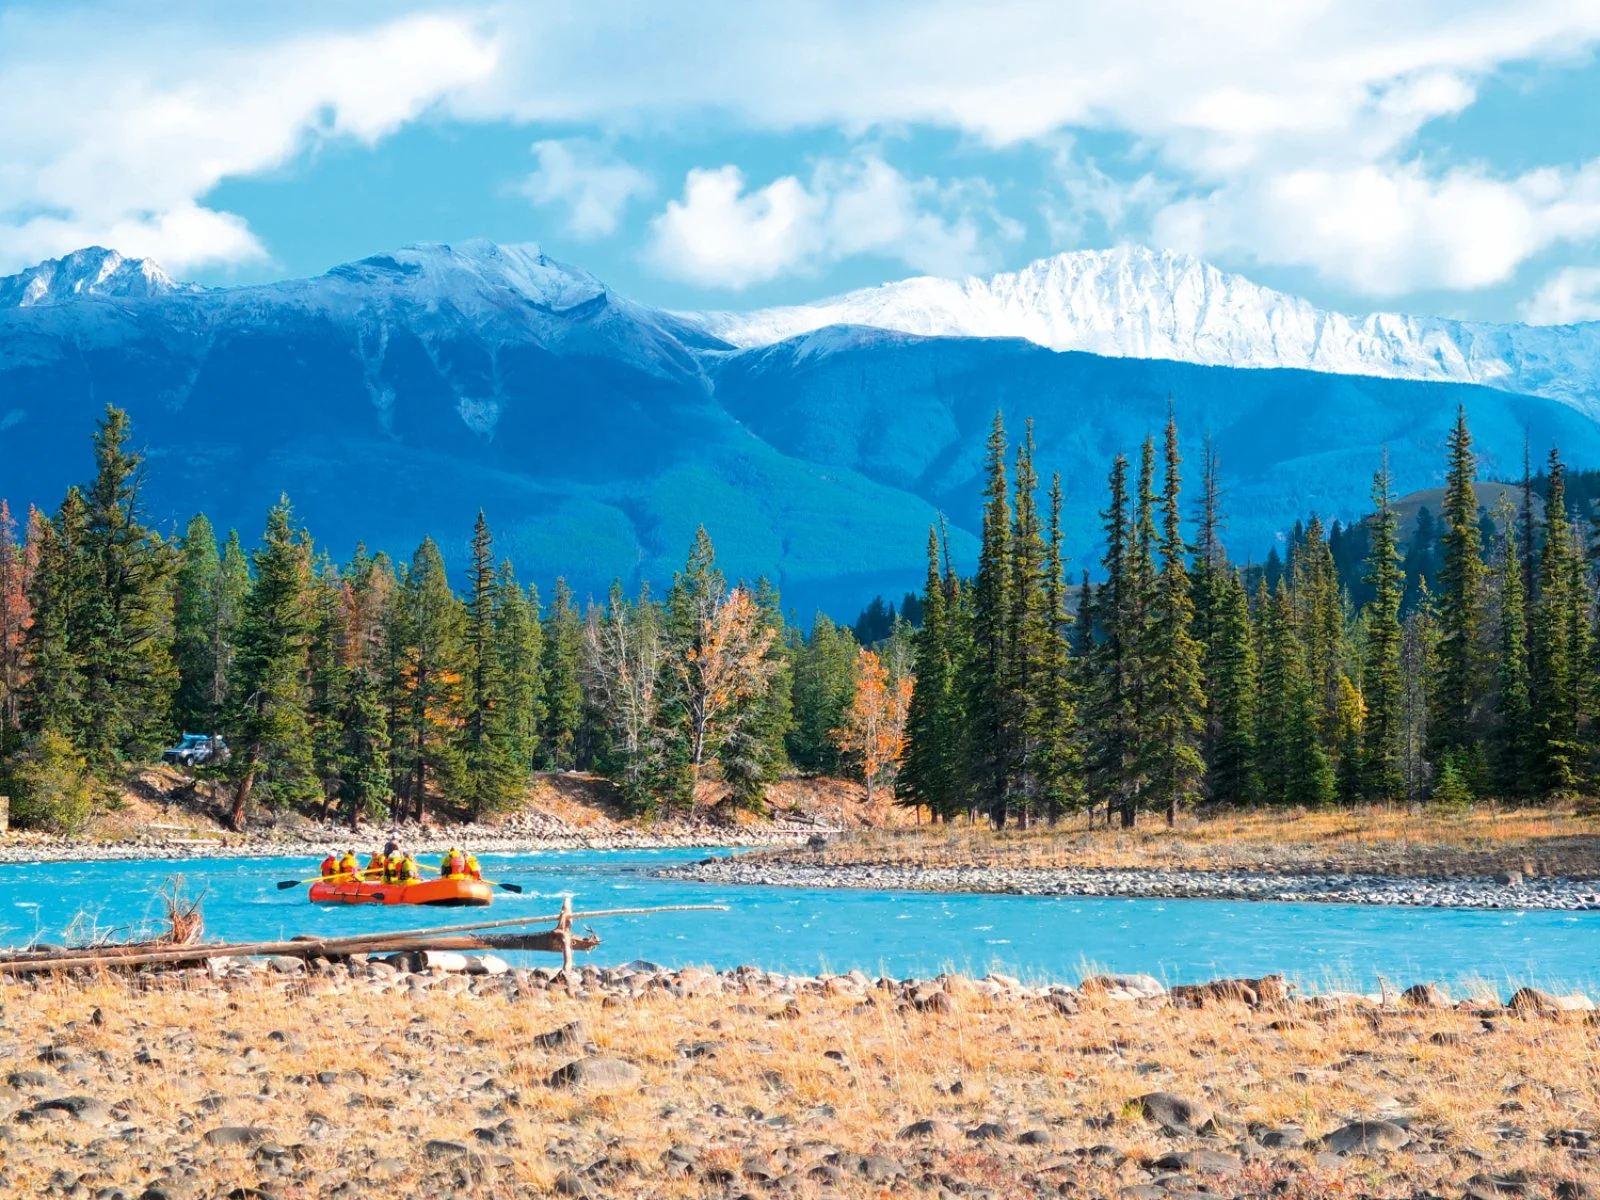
[1,969,1597,1197]
[776,803,1600,879]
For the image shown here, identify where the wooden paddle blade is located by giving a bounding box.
[496,882,523,894]
[276,880,305,890]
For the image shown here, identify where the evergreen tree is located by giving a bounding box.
[1401,581,1440,802]
[1493,497,1533,797]
[1257,581,1333,806]
[1191,436,1226,773]
[1120,435,1160,827]
[495,566,545,774]
[1530,449,1587,795]
[1207,569,1257,805]
[22,492,91,742]
[1143,410,1205,825]
[306,561,350,820]
[1084,454,1136,827]
[338,665,392,828]
[968,412,1014,826]
[394,538,466,821]
[1432,407,1488,758]
[461,513,523,815]
[1360,456,1406,801]
[1036,475,1082,819]
[718,578,792,814]
[225,498,316,829]
[899,529,965,819]
[171,514,220,736]
[1006,421,1050,824]
[0,500,31,739]
[77,407,176,763]
[540,578,584,770]
[787,615,858,775]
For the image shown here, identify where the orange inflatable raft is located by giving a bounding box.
[308,876,493,907]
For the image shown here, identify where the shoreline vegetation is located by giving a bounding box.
[4,956,1598,1198]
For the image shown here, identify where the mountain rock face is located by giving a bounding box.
[694,246,1600,415]
[2,241,1598,615]
[0,247,193,308]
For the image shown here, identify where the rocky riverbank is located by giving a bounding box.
[659,856,1600,910]
[2,958,1596,1199]
[0,818,823,866]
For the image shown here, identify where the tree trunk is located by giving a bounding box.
[1167,792,1177,827]
[231,749,259,832]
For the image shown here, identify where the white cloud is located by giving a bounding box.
[516,140,652,238]
[1522,266,1600,324]
[0,9,497,273]
[645,156,1015,289]
[1152,160,1600,296]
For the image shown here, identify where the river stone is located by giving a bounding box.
[1150,1149,1242,1176]
[897,1118,957,1140]
[547,1056,641,1093]
[202,1125,269,1148]
[532,1021,590,1050]
[1402,983,1451,1008]
[1257,1126,1307,1150]
[1320,1120,1410,1155]
[24,1095,110,1125]
[1083,973,1166,1001]
[466,954,510,976]
[1465,1174,1533,1198]
[420,951,470,973]
[1137,1092,1214,1135]
[1508,987,1562,1014]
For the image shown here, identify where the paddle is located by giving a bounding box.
[277,875,332,890]
[419,861,523,894]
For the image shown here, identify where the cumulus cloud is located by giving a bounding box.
[1522,266,1600,324]
[516,140,652,238]
[645,156,1016,289]
[1152,161,1600,296]
[0,9,496,273]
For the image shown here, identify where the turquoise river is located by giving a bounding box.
[1,848,1595,995]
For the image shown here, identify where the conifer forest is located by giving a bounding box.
[1,402,1596,833]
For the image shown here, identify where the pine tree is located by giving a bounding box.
[77,407,176,763]
[1530,449,1587,795]
[1291,516,1345,746]
[1432,407,1488,758]
[171,514,221,736]
[225,497,317,830]
[1401,581,1440,802]
[1143,410,1205,825]
[787,615,858,776]
[1360,455,1405,802]
[306,560,350,820]
[1492,497,1533,798]
[0,500,30,739]
[1257,581,1333,805]
[719,578,792,814]
[495,566,545,774]
[461,513,522,816]
[1120,435,1160,827]
[22,492,91,742]
[1084,454,1136,827]
[1036,476,1082,819]
[1191,436,1226,774]
[1207,569,1257,805]
[968,412,1014,826]
[338,665,392,829]
[394,537,466,821]
[899,529,963,819]
[540,577,584,771]
[1007,421,1050,825]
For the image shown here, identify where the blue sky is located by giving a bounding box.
[3,1,1600,323]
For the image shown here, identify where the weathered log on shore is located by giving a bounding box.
[0,903,722,975]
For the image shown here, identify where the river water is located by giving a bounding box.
[2,848,1597,995]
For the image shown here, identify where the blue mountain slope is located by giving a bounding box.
[1,242,1596,615]
[709,327,1600,566]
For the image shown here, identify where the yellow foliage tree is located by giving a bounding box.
[833,648,914,804]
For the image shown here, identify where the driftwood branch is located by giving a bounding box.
[0,904,724,976]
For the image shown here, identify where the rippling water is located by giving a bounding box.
[2,848,1597,994]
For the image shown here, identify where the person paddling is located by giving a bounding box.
[319,850,339,880]
[463,852,482,881]
[441,847,467,878]
[338,849,360,879]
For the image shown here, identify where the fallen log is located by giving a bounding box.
[0,902,722,975]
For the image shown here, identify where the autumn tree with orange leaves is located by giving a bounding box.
[833,647,914,804]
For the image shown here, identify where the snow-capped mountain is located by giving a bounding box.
[692,245,1600,415]
[0,246,192,307]
[4,239,1600,614]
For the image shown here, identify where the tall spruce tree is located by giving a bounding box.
[540,578,584,771]
[1121,436,1160,827]
[1143,410,1205,825]
[1208,569,1258,805]
[23,492,91,743]
[77,407,175,763]
[394,538,466,821]
[494,566,544,774]
[225,498,316,829]
[1036,476,1081,819]
[171,514,221,736]
[1007,421,1050,825]
[1432,407,1488,760]
[1529,449,1587,795]
[461,513,523,815]
[1084,455,1136,827]
[968,412,1014,826]
[787,615,858,776]
[1360,456,1406,802]
[1492,496,1533,797]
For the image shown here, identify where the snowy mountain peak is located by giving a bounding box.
[324,240,610,316]
[687,244,1600,413]
[0,247,190,307]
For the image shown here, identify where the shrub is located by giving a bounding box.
[5,731,96,835]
